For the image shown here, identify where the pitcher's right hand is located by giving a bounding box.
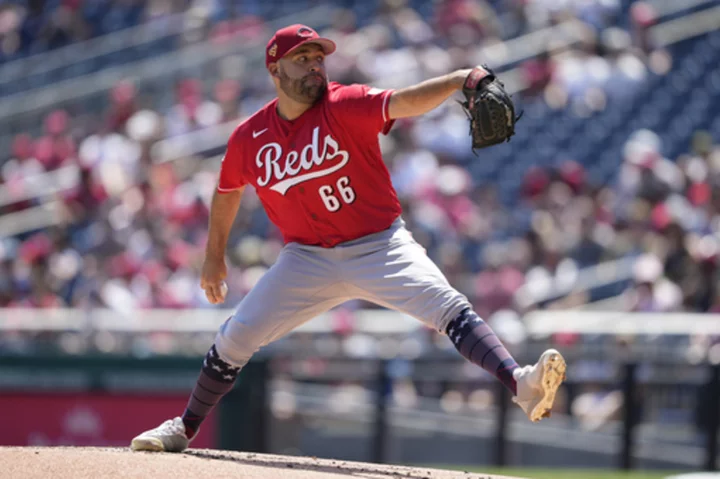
[201,256,228,304]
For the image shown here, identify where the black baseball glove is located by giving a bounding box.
[459,65,522,153]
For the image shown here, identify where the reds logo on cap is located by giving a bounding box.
[297,27,315,38]
[265,24,337,69]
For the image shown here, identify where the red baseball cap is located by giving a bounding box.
[265,24,336,68]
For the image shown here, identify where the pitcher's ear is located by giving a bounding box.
[268,63,279,78]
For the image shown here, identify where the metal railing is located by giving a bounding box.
[523,310,720,336]
[0,307,421,333]
[0,164,79,208]
[0,13,190,97]
[649,0,720,20]
[513,256,638,310]
[651,3,720,47]
[0,12,187,83]
[0,201,63,238]
[276,364,720,470]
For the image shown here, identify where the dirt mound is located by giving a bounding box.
[0,446,526,479]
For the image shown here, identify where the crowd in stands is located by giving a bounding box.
[0,0,186,62]
[0,0,719,334]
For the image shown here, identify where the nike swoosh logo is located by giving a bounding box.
[252,128,268,139]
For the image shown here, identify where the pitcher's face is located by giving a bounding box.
[273,43,328,104]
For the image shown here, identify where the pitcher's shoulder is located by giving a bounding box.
[326,82,386,104]
[326,82,368,100]
[228,100,277,144]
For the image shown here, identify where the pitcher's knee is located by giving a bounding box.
[436,299,473,333]
[403,288,471,333]
[213,316,264,368]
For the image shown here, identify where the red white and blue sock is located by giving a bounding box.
[446,308,519,395]
[181,344,241,439]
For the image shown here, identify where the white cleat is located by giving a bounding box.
[512,349,567,422]
[130,417,190,452]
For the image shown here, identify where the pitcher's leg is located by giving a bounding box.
[344,230,470,332]
[182,247,348,439]
[442,308,566,422]
[348,234,566,421]
[181,286,346,440]
[212,250,349,368]
[347,236,520,387]
[132,247,348,451]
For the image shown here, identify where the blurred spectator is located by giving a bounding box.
[623,253,682,312]
[521,50,554,97]
[571,216,605,268]
[35,109,76,172]
[629,1,659,55]
[106,80,139,133]
[164,77,234,137]
[571,384,623,431]
[435,0,500,47]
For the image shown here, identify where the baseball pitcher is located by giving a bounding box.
[131,24,565,453]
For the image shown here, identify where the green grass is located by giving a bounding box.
[440,467,681,479]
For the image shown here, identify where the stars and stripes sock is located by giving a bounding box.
[181,344,241,439]
[445,308,519,395]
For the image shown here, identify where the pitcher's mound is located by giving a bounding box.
[0,446,526,479]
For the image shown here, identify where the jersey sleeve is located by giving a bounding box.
[333,84,395,135]
[217,130,247,193]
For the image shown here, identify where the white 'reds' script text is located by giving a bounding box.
[256,127,350,195]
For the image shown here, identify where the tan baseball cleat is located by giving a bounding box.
[130,417,190,452]
[512,349,567,422]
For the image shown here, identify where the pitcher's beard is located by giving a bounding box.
[279,72,327,104]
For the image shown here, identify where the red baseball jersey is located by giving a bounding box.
[218,82,402,247]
